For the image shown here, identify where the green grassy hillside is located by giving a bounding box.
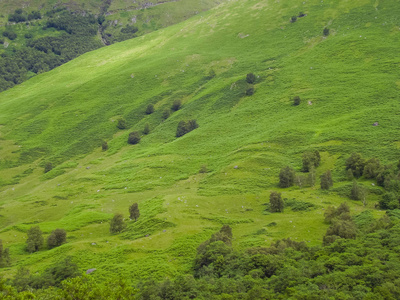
[0,0,399,286]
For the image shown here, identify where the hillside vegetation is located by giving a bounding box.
[0,0,400,297]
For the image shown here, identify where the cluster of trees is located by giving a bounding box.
[26,226,67,253]
[346,153,400,209]
[8,8,41,23]
[245,73,255,96]
[110,203,140,234]
[135,210,400,299]
[3,208,400,298]
[0,11,102,92]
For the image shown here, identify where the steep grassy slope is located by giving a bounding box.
[0,0,399,282]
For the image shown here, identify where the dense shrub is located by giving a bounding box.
[162,109,171,119]
[44,162,53,173]
[101,141,108,151]
[323,28,330,36]
[176,119,198,137]
[345,153,365,178]
[246,87,254,96]
[143,123,150,135]
[279,166,295,188]
[269,191,284,212]
[26,226,44,253]
[293,95,301,106]
[110,213,125,234]
[47,229,67,249]
[320,170,333,190]
[116,118,127,129]
[3,31,17,40]
[363,158,381,179]
[145,104,154,114]
[129,203,140,221]
[302,150,320,172]
[246,73,256,84]
[128,131,141,144]
[171,100,181,111]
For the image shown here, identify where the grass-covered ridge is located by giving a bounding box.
[0,0,399,290]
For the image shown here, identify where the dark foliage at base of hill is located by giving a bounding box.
[4,209,400,299]
[0,12,102,93]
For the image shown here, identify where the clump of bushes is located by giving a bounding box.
[176,119,198,137]
[171,100,181,111]
[128,131,141,144]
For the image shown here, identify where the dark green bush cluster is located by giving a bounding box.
[345,153,400,209]
[302,150,320,172]
[323,203,356,245]
[269,191,284,212]
[0,240,10,268]
[128,131,141,144]
[279,166,295,187]
[176,119,198,137]
[2,30,17,40]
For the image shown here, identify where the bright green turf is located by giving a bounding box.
[0,0,399,282]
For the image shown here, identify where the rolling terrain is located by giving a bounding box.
[0,0,400,296]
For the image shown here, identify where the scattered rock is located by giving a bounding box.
[86,268,96,274]
[373,122,379,126]
[91,242,96,246]
[86,166,90,169]
[308,101,313,105]
[234,165,238,169]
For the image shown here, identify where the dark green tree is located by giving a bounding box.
[176,120,198,137]
[129,203,140,221]
[320,170,333,190]
[279,166,295,188]
[26,226,44,253]
[110,213,125,234]
[269,191,284,212]
[44,162,53,173]
[323,28,330,36]
[350,180,365,201]
[246,87,254,96]
[128,131,141,144]
[302,150,320,172]
[47,229,67,249]
[143,123,150,135]
[345,153,365,178]
[290,16,297,23]
[293,96,301,106]
[117,118,127,129]
[162,108,171,120]
[101,141,108,151]
[363,158,381,179]
[146,104,154,114]
[171,100,181,111]
[246,73,256,84]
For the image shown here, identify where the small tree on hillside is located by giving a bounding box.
[350,180,365,201]
[110,213,125,234]
[246,73,256,84]
[270,191,284,212]
[290,16,297,23]
[302,150,320,172]
[171,100,181,111]
[128,131,141,144]
[44,162,53,173]
[0,240,10,267]
[129,203,140,221]
[143,123,150,135]
[162,108,171,120]
[26,226,44,253]
[117,118,127,129]
[363,158,381,179]
[320,170,333,190]
[323,28,330,36]
[102,141,108,151]
[345,153,365,178]
[47,229,67,249]
[145,104,154,115]
[176,120,198,137]
[279,166,295,188]
[293,96,301,106]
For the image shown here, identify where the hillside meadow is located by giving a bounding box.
[0,0,399,294]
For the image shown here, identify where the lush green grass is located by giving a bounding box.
[0,0,399,284]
